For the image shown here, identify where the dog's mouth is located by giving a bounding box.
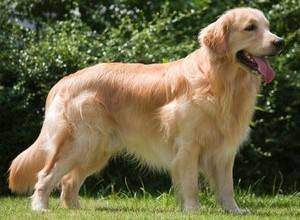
[236,50,275,83]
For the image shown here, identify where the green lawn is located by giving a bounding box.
[0,192,299,219]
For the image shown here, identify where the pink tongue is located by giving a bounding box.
[253,57,275,83]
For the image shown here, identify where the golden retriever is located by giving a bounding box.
[8,7,284,213]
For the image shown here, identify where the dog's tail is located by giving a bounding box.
[8,136,47,194]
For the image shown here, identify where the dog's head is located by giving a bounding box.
[199,8,284,83]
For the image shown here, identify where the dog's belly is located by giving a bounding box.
[119,130,173,170]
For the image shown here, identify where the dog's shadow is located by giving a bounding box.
[93,206,175,213]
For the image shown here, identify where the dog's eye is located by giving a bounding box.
[244,24,257,31]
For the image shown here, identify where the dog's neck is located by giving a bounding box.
[183,47,261,97]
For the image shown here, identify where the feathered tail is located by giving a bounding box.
[8,137,47,193]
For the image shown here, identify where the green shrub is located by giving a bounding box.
[0,0,299,195]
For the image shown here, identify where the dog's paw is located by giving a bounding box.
[31,204,49,212]
[182,202,200,213]
[31,197,49,212]
[228,207,250,215]
[237,208,251,215]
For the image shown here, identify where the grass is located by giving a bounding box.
[0,192,299,220]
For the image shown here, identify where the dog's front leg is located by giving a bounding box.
[171,144,200,212]
[213,153,246,214]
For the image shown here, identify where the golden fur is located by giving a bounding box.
[9,8,282,213]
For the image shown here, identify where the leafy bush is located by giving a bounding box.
[0,0,299,195]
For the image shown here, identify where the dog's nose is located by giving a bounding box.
[273,38,285,50]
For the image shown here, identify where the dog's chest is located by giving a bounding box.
[206,83,259,147]
[166,84,259,149]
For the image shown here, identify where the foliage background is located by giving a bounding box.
[0,0,299,195]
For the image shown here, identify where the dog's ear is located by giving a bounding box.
[199,17,230,55]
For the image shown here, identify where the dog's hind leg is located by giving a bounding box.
[60,153,111,209]
[171,143,200,212]
[60,168,86,209]
[31,125,77,211]
[31,158,75,211]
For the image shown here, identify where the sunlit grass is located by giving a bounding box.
[1,191,299,219]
